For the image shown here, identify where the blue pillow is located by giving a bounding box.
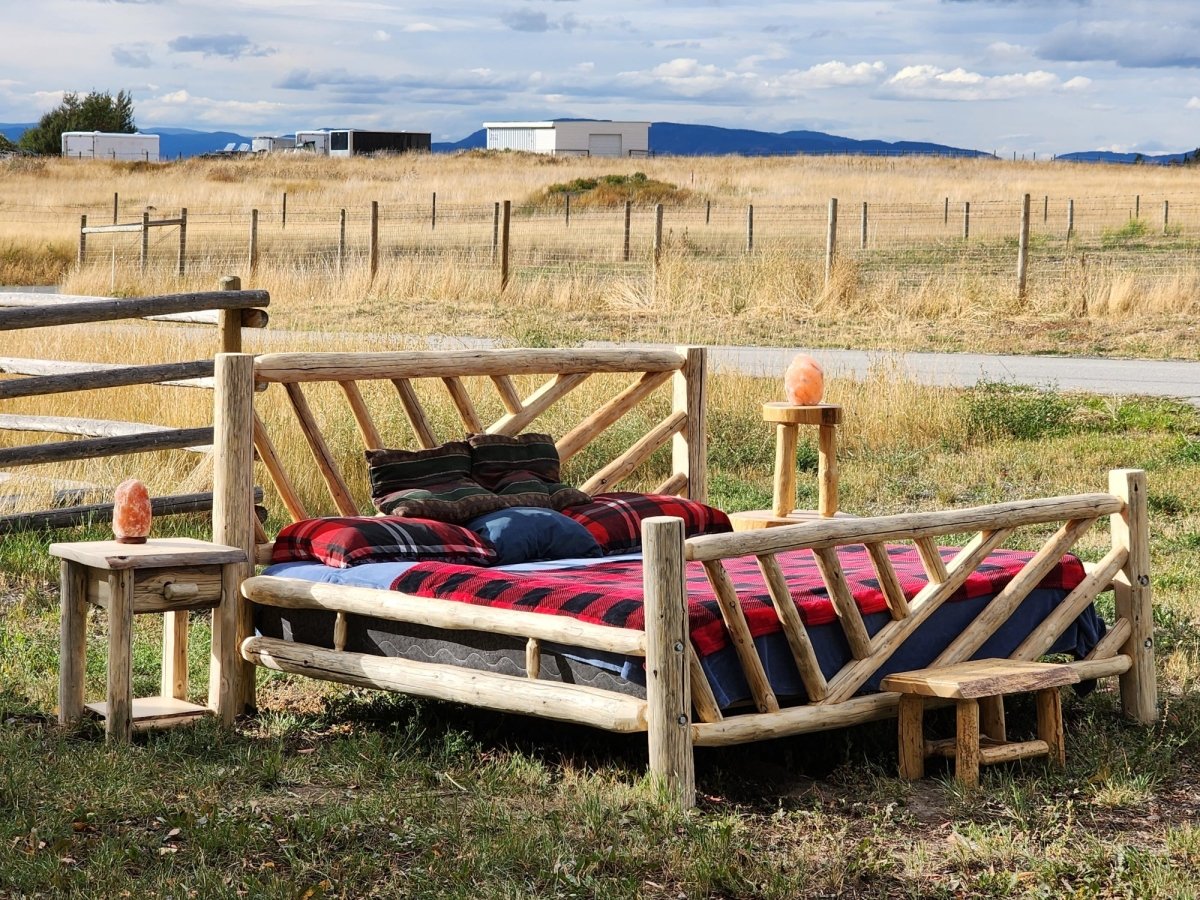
[465,507,603,566]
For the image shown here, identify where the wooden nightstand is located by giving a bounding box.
[51,537,247,741]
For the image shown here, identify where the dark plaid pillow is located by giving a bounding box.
[366,442,509,524]
[560,492,732,555]
[271,516,497,568]
[467,432,591,511]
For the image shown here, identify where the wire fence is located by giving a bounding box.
[6,192,1200,299]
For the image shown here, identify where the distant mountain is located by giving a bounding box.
[432,122,986,157]
[1,123,32,144]
[1056,149,1198,165]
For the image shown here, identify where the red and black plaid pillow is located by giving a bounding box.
[271,516,498,568]
[560,492,732,555]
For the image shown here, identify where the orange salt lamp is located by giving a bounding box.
[113,478,152,544]
[784,353,824,405]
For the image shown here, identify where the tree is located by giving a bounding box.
[18,90,136,156]
[0,133,17,154]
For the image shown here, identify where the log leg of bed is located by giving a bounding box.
[211,352,258,724]
[642,516,695,811]
[897,695,925,780]
[1110,469,1156,725]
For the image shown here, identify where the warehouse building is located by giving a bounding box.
[483,121,650,157]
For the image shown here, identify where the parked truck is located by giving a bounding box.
[61,131,160,162]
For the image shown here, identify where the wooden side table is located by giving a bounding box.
[729,402,847,531]
[51,537,246,741]
[881,659,1080,788]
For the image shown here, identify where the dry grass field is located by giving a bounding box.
[4,152,1200,357]
[5,152,1200,896]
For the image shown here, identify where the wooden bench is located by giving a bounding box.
[881,659,1081,788]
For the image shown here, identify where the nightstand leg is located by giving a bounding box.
[106,569,135,742]
[897,694,926,780]
[979,694,1006,743]
[58,560,89,725]
[1036,688,1066,767]
[955,699,981,788]
[161,611,189,700]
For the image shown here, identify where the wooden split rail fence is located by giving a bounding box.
[0,277,269,533]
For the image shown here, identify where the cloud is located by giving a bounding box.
[598,58,887,104]
[273,67,521,106]
[140,88,289,127]
[881,65,1085,101]
[167,34,274,60]
[1188,97,1200,110]
[501,9,580,32]
[372,30,390,42]
[1039,21,1200,68]
[112,43,152,68]
[402,23,438,33]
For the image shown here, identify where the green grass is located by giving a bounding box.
[5,380,1200,896]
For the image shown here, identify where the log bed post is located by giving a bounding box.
[642,516,695,810]
[1110,468,1156,723]
[211,352,257,723]
[672,346,707,502]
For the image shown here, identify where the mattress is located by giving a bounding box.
[253,547,1105,712]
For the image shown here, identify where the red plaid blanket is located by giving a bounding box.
[392,545,1086,658]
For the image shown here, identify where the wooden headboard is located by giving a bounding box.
[212,346,708,557]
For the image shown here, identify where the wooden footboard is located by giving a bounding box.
[641,469,1153,807]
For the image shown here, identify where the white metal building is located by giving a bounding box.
[60,132,160,162]
[483,121,650,157]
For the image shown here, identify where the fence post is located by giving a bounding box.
[1135,195,1140,219]
[431,191,437,231]
[962,201,970,240]
[745,204,754,253]
[565,193,570,229]
[500,199,511,291]
[177,208,187,277]
[281,192,287,230]
[337,208,346,277]
[944,196,948,225]
[1043,195,1048,223]
[78,215,87,267]
[1164,200,1170,233]
[113,192,119,225]
[1017,193,1031,302]
[140,212,149,273]
[491,201,500,262]
[860,201,868,250]
[369,200,379,279]
[824,198,838,288]
[705,200,711,225]
[247,209,259,275]
[218,275,243,353]
[654,204,664,266]
[1067,199,1075,241]
[623,200,632,262]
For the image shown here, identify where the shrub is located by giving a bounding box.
[961,381,1074,441]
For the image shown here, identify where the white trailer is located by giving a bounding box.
[60,131,160,162]
[252,135,295,153]
[293,131,330,154]
[484,121,650,157]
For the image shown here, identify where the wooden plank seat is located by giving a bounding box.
[881,659,1081,788]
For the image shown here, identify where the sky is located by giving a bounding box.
[3,0,1199,156]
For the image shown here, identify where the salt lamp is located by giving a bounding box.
[784,354,824,405]
[112,478,152,544]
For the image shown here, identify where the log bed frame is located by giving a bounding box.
[208,348,1155,809]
